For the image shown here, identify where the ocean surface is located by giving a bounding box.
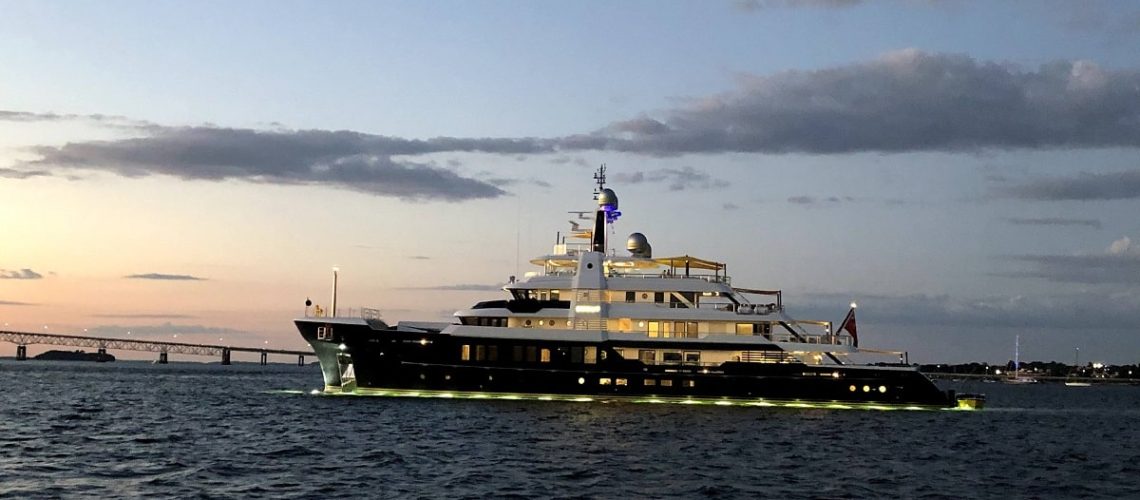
[2,360,1139,499]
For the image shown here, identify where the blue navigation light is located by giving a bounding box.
[605,210,622,223]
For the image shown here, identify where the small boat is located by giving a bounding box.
[1064,347,1091,387]
[1003,335,1038,384]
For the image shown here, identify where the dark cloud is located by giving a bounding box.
[125,273,206,281]
[996,236,1140,284]
[581,50,1140,155]
[1005,217,1102,229]
[407,256,431,261]
[23,126,547,202]
[0,269,43,280]
[723,202,740,210]
[999,170,1140,201]
[611,167,728,191]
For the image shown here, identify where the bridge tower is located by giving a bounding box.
[221,348,231,365]
[16,345,27,361]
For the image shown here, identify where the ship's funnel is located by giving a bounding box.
[627,232,652,258]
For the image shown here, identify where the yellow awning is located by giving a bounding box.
[652,255,725,271]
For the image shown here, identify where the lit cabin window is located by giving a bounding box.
[599,378,612,385]
[617,318,632,331]
[644,379,657,386]
[736,323,753,335]
[461,345,471,361]
[584,346,597,364]
[660,379,673,387]
[616,378,628,386]
[682,380,695,388]
[648,321,660,338]
[475,345,486,361]
[540,349,551,363]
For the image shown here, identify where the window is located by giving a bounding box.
[626,291,636,303]
[599,378,612,385]
[475,345,486,361]
[540,348,551,363]
[512,345,523,362]
[644,379,657,386]
[682,380,696,388]
[584,346,597,364]
[618,318,632,332]
[654,292,664,303]
[570,346,584,363]
[684,352,701,364]
[648,321,660,338]
[638,350,656,364]
[661,379,673,387]
[461,345,471,361]
[736,323,753,335]
[616,378,628,386]
[687,322,699,338]
[488,345,498,362]
[526,346,537,362]
[663,352,682,363]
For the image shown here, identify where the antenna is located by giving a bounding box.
[593,164,607,198]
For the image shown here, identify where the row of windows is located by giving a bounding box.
[598,377,696,388]
[460,344,598,364]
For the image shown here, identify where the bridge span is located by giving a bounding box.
[1,330,315,365]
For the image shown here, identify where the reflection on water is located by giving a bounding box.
[1,361,1137,498]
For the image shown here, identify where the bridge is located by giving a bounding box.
[1,330,315,365]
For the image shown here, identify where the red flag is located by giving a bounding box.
[839,307,858,347]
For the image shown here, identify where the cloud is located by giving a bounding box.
[0,109,156,129]
[86,322,247,337]
[578,50,1140,155]
[92,313,196,319]
[125,273,206,281]
[0,269,43,280]
[611,167,728,191]
[403,283,506,291]
[1005,217,1102,229]
[22,126,546,202]
[0,300,38,306]
[786,195,853,205]
[0,168,51,179]
[407,256,431,261]
[723,202,740,210]
[997,236,1140,284]
[734,0,864,11]
[796,290,1140,331]
[999,170,1140,201]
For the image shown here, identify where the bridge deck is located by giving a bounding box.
[1,330,313,358]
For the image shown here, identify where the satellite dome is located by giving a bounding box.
[598,188,619,211]
[626,232,652,258]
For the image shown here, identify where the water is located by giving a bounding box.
[2,360,1139,499]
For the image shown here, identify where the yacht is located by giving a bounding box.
[296,167,981,410]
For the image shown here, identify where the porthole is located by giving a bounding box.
[524,319,532,326]
[641,293,648,299]
[879,385,887,393]
[538,320,545,326]
[862,385,871,393]
[578,377,586,385]
[849,385,857,392]
[586,263,594,269]
[419,373,426,380]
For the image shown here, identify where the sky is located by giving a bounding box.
[3,0,1140,364]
